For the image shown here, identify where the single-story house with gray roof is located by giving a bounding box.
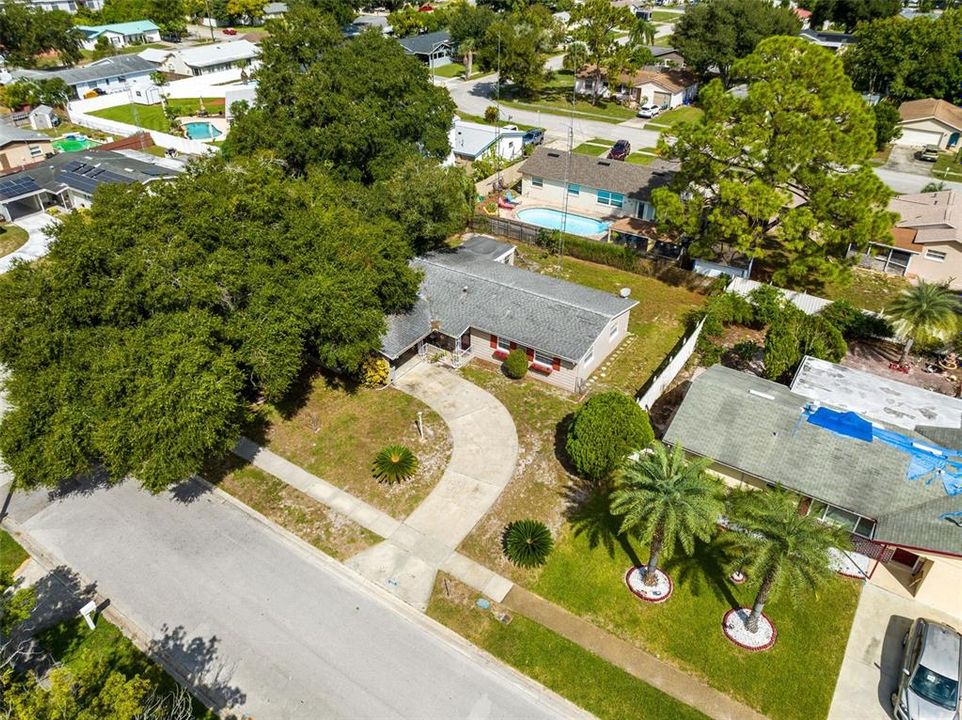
[381,235,636,392]
[520,147,676,224]
[665,364,962,615]
[10,55,155,99]
[397,30,453,67]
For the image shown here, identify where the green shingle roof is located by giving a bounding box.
[664,365,962,555]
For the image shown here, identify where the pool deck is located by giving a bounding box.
[499,199,620,242]
[179,115,229,143]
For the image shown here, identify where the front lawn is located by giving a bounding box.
[428,574,708,720]
[931,151,962,182]
[0,224,28,259]
[206,455,382,560]
[90,97,225,133]
[38,616,216,718]
[433,62,466,78]
[572,141,608,155]
[258,371,452,519]
[651,10,681,22]
[626,151,657,165]
[501,70,636,123]
[1,529,29,575]
[646,105,703,129]
[533,523,861,720]
[821,268,909,312]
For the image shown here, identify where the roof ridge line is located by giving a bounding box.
[419,255,626,318]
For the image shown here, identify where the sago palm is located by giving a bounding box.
[372,445,418,484]
[726,488,849,633]
[611,441,724,585]
[885,281,960,362]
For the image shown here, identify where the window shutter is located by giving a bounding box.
[509,341,517,350]
[490,334,497,348]
[552,357,561,371]
[526,348,534,361]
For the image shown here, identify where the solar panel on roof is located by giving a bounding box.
[0,175,42,201]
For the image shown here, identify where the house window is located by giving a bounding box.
[609,322,618,340]
[28,145,42,157]
[807,499,875,538]
[924,249,947,262]
[597,190,624,208]
[534,350,553,367]
[531,177,543,188]
[497,337,512,352]
[583,347,594,366]
[567,183,580,196]
[640,202,655,220]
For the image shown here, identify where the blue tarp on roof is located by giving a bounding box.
[807,407,874,442]
[806,406,962,496]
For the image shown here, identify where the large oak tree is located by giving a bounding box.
[652,37,894,290]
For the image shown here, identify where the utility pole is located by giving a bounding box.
[495,32,502,192]
[203,0,216,42]
[557,78,576,266]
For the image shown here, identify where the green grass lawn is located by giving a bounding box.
[572,141,608,155]
[91,97,225,133]
[652,10,682,22]
[821,268,909,312]
[206,455,382,560]
[501,70,636,123]
[80,42,168,61]
[256,371,452,520]
[1,529,29,576]
[38,617,216,719]
[533,522,861,720]
[0,224,28,259]
[931,151,962,182]
[646,105,703,129]
[428,574,709,720]
[626,151,657,165]
[433,62,466,78]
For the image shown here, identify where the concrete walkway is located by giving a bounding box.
[0,213,58,274]
[504,586,768,720]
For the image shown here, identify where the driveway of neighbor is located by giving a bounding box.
[346,362,520,609]
[0,212,58,274]
[3,478,585,720]
[828,583,962,720]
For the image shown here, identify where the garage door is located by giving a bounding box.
[897,128,943,147]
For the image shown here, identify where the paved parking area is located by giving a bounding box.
[828,584,962,720]
[882,145,936,177]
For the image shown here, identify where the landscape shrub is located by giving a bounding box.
[565,391,654,481]
[763,306,847,380]
[484,105,499,123]
[819,300,892,340]
[372,445,419,484]
[503,348,529,379]
[502,519,554,567]
[698,291,755,337]
[359,354,390,387]
[746,284,786,327]
[731,340,759,363]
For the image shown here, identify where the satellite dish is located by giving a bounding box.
[619,287,631,298]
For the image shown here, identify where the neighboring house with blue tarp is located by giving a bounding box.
[664,363,962,617]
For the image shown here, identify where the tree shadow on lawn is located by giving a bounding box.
[661,536,741,611]
[552,411,583,478]
[563,479,644,569]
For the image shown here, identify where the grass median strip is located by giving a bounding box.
[1,528,29,575]
[428,574,709,720]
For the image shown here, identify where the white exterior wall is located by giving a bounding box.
[80,29,161,51]
[73,71,153,99]
[895,118,962,150]
[469,310,631,394]
[905,240,962,289]
[520,176,652,220]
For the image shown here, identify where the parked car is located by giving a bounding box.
[160,33,181,42]
[637,103,661,119]
[608,139,631,161]
[892,618,961,720]
[523,128,545,146]
[920,145,940,162]
[223,28,238,36]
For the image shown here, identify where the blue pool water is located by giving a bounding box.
[184,121,222,141]
[516,207,610,237]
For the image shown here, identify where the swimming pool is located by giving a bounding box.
[184,121,222,141]
[516,207,610,237]
[52,134,100,152]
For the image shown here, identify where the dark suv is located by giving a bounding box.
[608,139,631,161]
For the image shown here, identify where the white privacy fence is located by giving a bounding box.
[728,277,833,315]
[637,318,706,410]
[66,106,215,156]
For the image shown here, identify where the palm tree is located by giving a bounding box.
[885,281,961,363]
[629,18,655,47]
[562,41,590,73]
[726,488,849,633]
[610,442,724,586]
[458,37,476,80]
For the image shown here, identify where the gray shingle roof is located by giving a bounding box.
[13,55,155,87]
[380,244,636,361]
[664,365,962,555]
[0,124,49,147]
[458,234,514,261]
[521,147,676,200]
[398,31,451,57]
[0,149,180,196]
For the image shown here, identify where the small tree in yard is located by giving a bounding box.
[885,281,961,363]
[372,445,419,483]
[484,105,500,124]
[611,442,724,586]
[565,391,653,481]
[503,348,529,379]
[725,487,849,634]
[502,519,554,567]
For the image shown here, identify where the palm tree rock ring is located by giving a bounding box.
[625,566,673,603]
[723,608,777,651]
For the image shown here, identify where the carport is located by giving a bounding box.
[0,175,46,222]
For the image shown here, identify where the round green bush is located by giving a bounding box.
[372,444,419,484]
[502,519,554,568]
[503,347,529,379]
[565,391,654,481]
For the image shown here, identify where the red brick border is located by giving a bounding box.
[624,566,674,604]
[722,608,777,652]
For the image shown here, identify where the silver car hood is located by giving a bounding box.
[908,690,960,720]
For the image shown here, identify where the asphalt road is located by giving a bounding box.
[5,479,585,720]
